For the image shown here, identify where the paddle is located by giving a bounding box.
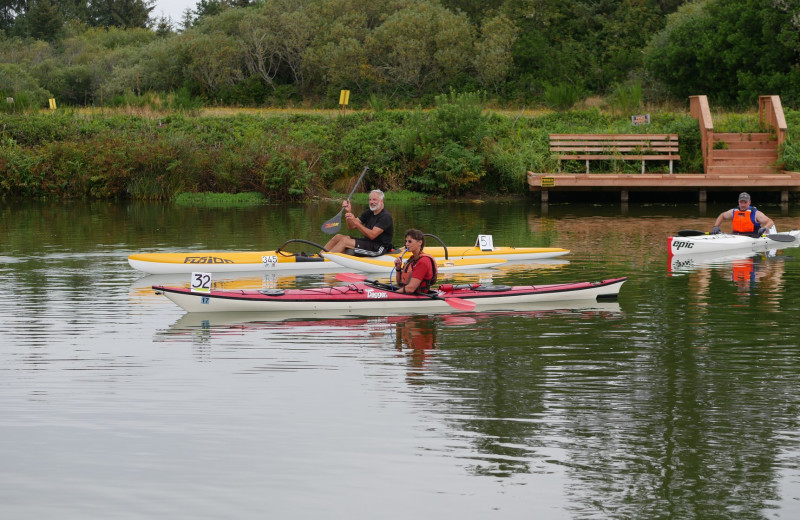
[336,272,476,311]
[766,234,796,242]
[321,166,370,234]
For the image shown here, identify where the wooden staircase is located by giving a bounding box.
[706,132,778,175]
[690,95,786,176]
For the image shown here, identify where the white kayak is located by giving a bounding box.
[321,252,506,273]
[668,230,800,256]
[153,278,627,314]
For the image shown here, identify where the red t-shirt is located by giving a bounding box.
[409,255,434,284]
[401,254,435,292]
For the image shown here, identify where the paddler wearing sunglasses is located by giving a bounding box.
[393,229,438,295]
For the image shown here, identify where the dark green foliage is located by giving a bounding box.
[645,0,800,107]
[0,104,727,201]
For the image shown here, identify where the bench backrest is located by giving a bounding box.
[550,134,679,154]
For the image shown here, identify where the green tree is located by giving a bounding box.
[645,0,800,106]
[472,14,518,94]
[366,0,473,95]
[88,0,154,28]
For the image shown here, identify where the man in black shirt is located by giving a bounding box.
[323,189,394,256]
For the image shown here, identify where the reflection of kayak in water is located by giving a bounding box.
[160,300,623,335]
[668,249,793,273]
[153,278,627,314]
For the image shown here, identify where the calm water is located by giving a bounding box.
[2,199,800,520]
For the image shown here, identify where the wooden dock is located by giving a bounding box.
[527,171,800,203]
[527,95,800,204]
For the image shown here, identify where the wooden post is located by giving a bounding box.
[699,190,707,203]
[620,190,629,203]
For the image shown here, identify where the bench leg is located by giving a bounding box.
[641,160,645,174]
[585,160,589,174]
[669,160,673,174]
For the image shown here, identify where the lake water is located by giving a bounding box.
[2,199,800,519]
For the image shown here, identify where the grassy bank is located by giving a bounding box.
[2,95,799,201]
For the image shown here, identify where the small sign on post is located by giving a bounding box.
[48,98,57,110]
[339,89,350,115]
[540,177,555,187]
[631,114,650,125]
[6,97,13,105]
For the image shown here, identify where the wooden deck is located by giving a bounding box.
[528,95,800,204]
[527,171,800,202]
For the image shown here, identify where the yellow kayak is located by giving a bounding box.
[128,239,569,275]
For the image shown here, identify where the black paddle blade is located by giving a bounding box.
[321,210,343,234]
[677,229,707,237]
[766,234,796,242]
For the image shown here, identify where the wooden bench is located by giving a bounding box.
[550,134,680,174]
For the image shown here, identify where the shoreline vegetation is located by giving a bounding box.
[2,92,800,203]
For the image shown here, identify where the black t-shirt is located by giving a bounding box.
[358,208,394,248]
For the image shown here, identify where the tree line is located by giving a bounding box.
[1,0,799,110]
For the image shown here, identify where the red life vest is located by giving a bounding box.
[399,253,438,293]
[731,207,758,234]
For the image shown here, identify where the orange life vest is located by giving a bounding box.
[731,207,758,234]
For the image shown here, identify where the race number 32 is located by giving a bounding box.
[191,272,212,293]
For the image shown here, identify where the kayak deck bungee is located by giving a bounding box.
[153,277,627,314]
[668,230,800,256]
[320,252,506,273]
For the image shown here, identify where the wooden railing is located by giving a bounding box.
[759,95,787,148]
[689,95,714,173]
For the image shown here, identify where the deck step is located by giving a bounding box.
[713,149,778,159]
[706,165,778,175]
[712,158,777,167]
[714,132,775,142]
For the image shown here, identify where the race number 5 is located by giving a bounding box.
[191,272,212,293]
[476,234,494,251]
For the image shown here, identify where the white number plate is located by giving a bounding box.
[191,272,212,293]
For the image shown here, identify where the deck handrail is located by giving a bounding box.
[689,95,714,173]
[759,95,787,148]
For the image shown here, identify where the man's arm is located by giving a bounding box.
[351,219,385,240]
[713,210,733,227]
[755,212,775,230]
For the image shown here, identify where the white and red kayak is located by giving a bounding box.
[153,278,626,314]
[668,230,800,256]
